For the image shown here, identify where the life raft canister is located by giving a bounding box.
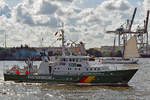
[25,71,29,75]
[16,70,20,75]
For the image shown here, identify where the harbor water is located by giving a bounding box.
[0,58,150,100]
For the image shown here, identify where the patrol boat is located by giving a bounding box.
[4,29,138,86]
[3,56,138,86]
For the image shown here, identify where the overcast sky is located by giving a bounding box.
[0,0,149,48]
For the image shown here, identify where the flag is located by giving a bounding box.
[59,38,62,40]
[55,32,58,36]
[57,38,62,40]
[60,34,62,37]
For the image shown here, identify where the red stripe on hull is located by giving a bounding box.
[79,76,88,83]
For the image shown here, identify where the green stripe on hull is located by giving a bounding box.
[4,69,138,85]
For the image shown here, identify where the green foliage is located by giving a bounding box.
[102,50,122,57]
[115,50,122,57]
[102,52,111,57]
[53,51,62,56]
[86,48,122,57]
[86,48,102,57]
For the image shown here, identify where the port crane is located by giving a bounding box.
[106,8,149,55]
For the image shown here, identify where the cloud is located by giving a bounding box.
[0,1,11,18]
[38,1,58,15]
[53,0,73,3]
[101,0,131,11]
[15,5,34,25]
[3,0,22,7]
[13,0,61,27]
[0,0,144,48]
[143,0,150,11]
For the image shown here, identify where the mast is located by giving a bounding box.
[60,22,65,56]
[61,29,65,48]
[61,29,65,56]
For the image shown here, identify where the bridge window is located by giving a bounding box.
[72,59,75,62]
[69,59,72,62]
[77,64,82,67]
[68,68,72,70]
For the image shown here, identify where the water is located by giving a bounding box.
[0,58,150,100]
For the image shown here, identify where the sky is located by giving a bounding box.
[0,0,149,48]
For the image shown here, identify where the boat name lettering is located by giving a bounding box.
[69,63,76,67]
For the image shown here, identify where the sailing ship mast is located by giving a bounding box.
[61,28,65,56]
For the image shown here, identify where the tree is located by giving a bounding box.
[21,44,23,48]
[115,50,122,57]
[24,44,29,48]
[86,48,102,57]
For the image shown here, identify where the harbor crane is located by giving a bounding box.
[106,8,149,56]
